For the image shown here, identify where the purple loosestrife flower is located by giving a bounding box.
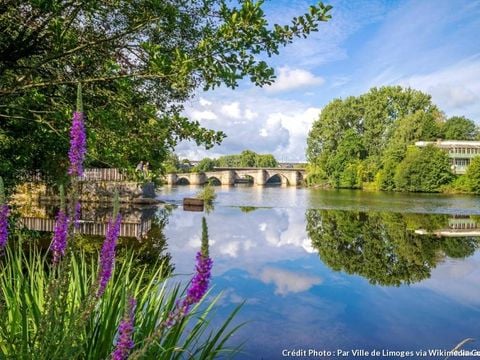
[51,210,68,264]
[97,213,122,297]
[112,297,136,360]
[182,252,213,312]
[0,204,9,253]
[68,111,86,177]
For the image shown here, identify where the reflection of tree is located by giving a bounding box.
[239,206,258,213]
[306,209,480,286]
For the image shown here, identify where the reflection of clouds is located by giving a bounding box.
[414,253,480,306]
[259,267,323,295]
[187,235,216,248]
[219,241,240,258]
[163,201,314,276]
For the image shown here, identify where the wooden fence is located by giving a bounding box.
[20,217,151,238]
[81,168,128,182]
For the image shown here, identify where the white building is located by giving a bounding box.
[415,140,480,174]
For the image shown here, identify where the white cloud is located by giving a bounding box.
[267,67,325,92]
[259,128,268,137]
[191,110,217,121]
[220,102,241,119]
[415,254,480,306]
[259,267,323,295]
[244,109,258,120]
[199,97,212,107]
[398,57,480,115]
[179,88,321,162]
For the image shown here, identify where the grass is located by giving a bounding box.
[0,228,242,359]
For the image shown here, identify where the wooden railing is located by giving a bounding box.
[20,217,151,238]
[80,168,128,182]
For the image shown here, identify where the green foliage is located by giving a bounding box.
[306,86,448,190]
[394,145,453,192]
[0,176,4,204]
[306,209,479,286]
[465,156,480,194]
[0,1,331,184]
[194,158,218,172]
[216,150,278,168]
[0,227,241,359]
[196,184,216,204]
[255,154,278,167]
[442,116,478,140]
[201,217,209,258]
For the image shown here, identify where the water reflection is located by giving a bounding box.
[162,201,480,357]
[15,201,173,273]
[306,209,480,286]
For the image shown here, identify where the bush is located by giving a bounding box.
[394,145,453,192]
[465,156,480,194]
[196,183,216,203]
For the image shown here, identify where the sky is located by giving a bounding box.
[177,0,480,162]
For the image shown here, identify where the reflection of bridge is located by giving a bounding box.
[20,217,152,239]
[415,216,480,237]
[165,167,306,186]
[18,204,156,239]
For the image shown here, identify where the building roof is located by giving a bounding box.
[415,140,480,148]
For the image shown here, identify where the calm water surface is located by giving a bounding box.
[158,186,480,359]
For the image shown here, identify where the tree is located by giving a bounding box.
[378,111,442,190]
[194,158,217,172]
[0,0,332,185]
[255,154,278,167]
[306,86,439,189]
[216,150,278,168]
[394,145,453,192]
[465,156,480,194]
[239,150,257,167]
[442,116,478,140]
[163,153,181,174]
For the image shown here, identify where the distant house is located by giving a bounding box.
[415,140,480,174]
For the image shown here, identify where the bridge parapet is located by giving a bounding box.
[166,168,305,186]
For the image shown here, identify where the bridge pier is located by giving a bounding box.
[253,169,267,186]
[188,173,207,185]
[165,174,177,186]
[284,171,301,186]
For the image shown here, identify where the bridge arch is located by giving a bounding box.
[234,173,254,185]
[265,173,289,186]
[207,176,222,186]
[176,177,190,185]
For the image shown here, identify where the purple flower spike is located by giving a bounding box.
[97,213,122,297]
[51,210,68,264]
[112,297,136,360]
[0,204,9,252]
[68,111,87,177]
[180,251,213,314]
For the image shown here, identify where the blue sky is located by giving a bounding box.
[178,0,480,162]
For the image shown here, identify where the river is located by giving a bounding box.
[158,186,480,359]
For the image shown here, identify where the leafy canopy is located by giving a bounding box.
[0,0,332,184]
[306,86,442,189]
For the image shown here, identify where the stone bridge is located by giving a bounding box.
[165,167,306,186]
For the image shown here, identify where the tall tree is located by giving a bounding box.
[306,86,439,188]
[442,116,478,140]
[0,0,332,184]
